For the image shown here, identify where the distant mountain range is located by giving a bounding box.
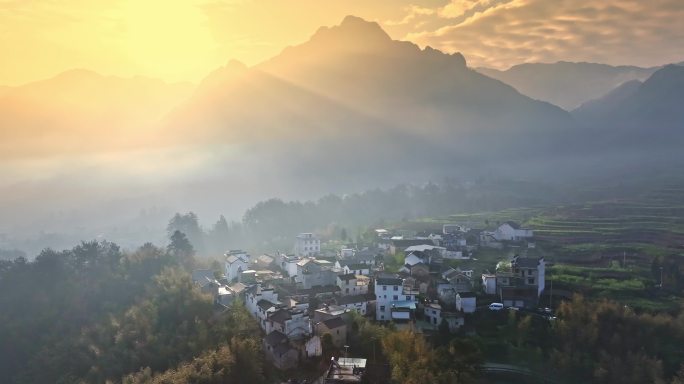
[477,62,660,110]
[572,65,684,149]
[2,15,683,183]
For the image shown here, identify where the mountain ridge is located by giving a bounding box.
[477,61,659,110]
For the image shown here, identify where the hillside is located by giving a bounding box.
[477,61,657,110]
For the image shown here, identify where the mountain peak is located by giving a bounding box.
[310,15,391,48]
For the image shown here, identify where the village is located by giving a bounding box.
[191,221,547,383]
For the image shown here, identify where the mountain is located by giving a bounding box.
[572,65,684,139]
[572,80,642,121]
[477,62,658,110]
[0,70,193,158]
[165,16,576,180]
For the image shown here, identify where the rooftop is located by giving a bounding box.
[264,330,288,346]
[376,277,402,286]
[336,294,372,305]
[316,305,349,317]
[257,299,277,311]
[405,244,445,253]
[322,316,347,329]
[268,308,292,324]
[512,256,542,268]
[337,273,357,282]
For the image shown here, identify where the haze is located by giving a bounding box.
[1,0,683,255]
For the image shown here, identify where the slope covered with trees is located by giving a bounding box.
[0,239,264,383]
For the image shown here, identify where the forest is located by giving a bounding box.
[0,236,266,383]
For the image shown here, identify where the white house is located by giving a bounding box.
[266,308,312,340]
[335,294,370,316]
[482,273,497,295]
[375,277,417,321]
[424,302,442,326]
[296,258,337,289]
[335,260,371,276]
[404,252,425,267]
[424,302,465,331]
[493,222,534,241]
[225,250,250,282]
[456,292,477,313]
[245,284,280,330]
[295,233,320,257]
[337,274,369,296]
[511,255,546,297]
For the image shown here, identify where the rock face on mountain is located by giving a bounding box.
[478,62,657,110]
[166,15,575,170]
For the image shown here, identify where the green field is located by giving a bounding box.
[397,184,684,312]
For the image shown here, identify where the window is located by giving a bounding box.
[528,270,533,276]
[346,288,349,293]
[380,306,385,311]
[382,285,387,291]
[406,296,411,301]
[393,295,398,300]
[393,286,398,291]
[528,278,535,284]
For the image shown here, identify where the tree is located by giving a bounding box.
[167,212,205,255]
[382,330,436,384]
[167,230,195,267]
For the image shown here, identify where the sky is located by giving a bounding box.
[2,0,683,85]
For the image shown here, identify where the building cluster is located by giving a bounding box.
[190,221,544,380]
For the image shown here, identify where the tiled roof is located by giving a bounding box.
[264,330,288,346]
[268,308,292,324]
[376,277,402,286]
[257,299,276,310]
[505,221,521,229]
[336,294,370,305]
[322,316,346,329]
[337,273,357,282]
[512,256,540,268]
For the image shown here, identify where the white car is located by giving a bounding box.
[488,302,504,311]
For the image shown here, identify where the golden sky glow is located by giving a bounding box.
[1,0,683,85]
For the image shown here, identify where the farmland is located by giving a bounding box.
[397,183,684,312]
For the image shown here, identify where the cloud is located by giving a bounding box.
[438,0,499,19]
[385,4,434,26]
[400,0,684,69]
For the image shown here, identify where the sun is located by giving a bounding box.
[121,0,218,82]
